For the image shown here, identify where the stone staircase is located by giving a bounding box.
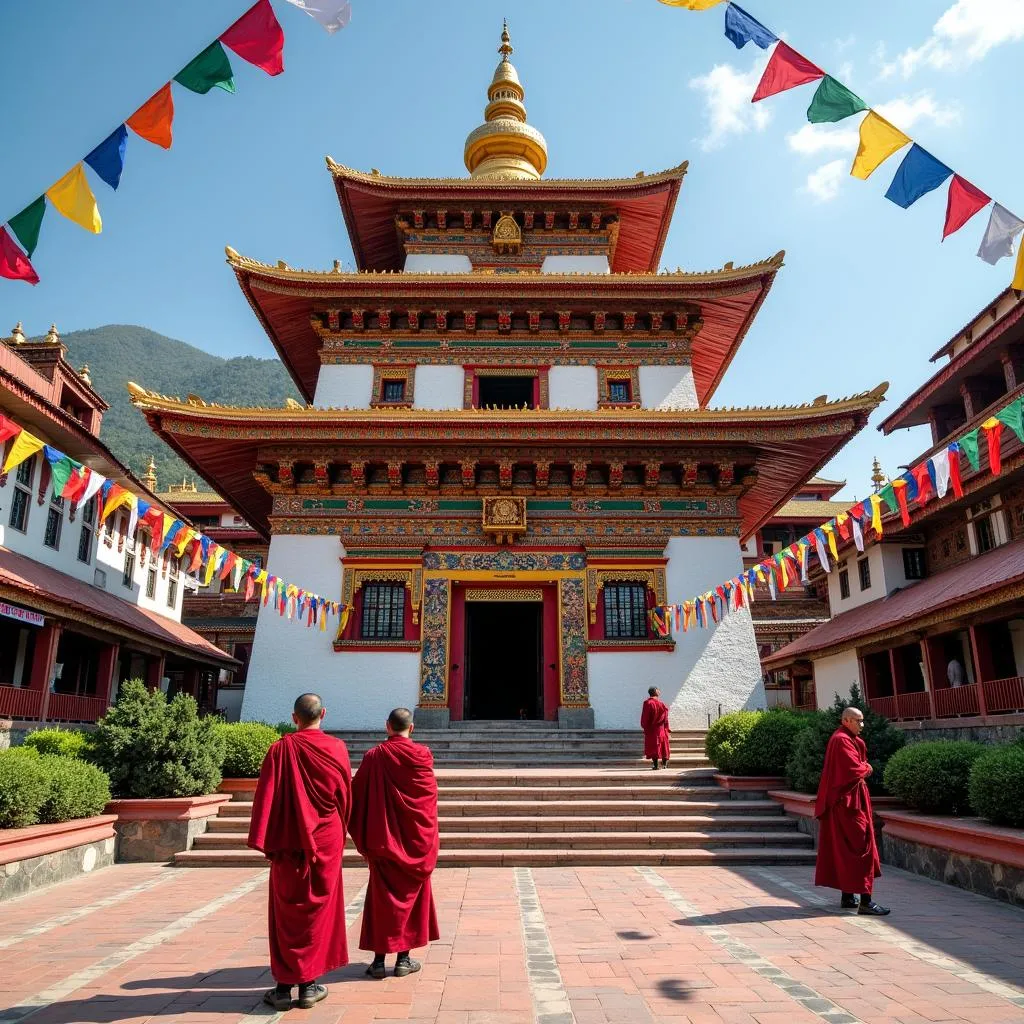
[175,727,813,867]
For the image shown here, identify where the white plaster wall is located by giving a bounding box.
[240,534,420,729]
[541,255,609,274]
[313,365,373,409]
[403,254,472,273]
[828,546,884,613]
[548,366,598,411]
[588,536,765,729]
[413,366,465,410]
[638,366,699,410]
[812,650,861,709]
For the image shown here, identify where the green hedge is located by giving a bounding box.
[968,745,1024,828]
[0,748,111,829]
[734,709,813,776]
[216,722,280,778]
[22,728,90,760]
[88,680,224,798]
[786,686,906,795]
[883,741,986,815]
[705,710,760,774]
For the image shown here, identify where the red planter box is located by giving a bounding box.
[104,794,230,820]
[0,815,117,866]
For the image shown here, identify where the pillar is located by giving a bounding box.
[146,654,166,692]
[28,621,62,722]
[968,625,990,716]
[96,642,120,706]
[919,638,937,719]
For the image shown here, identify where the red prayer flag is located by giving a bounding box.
[127,84,174,149]
[910,462,933,505]
[942,175,990,240]
[983,421,1003,475]
[893,479,911,527]
[949,448,964,498]
[62,466,88,501]
[188,539,204,573]
[0,414,19,444]
[0,228,39,285]
[751,42,823,103]
[221,0,285,75]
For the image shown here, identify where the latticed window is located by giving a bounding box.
[44,495,64,550]
[608,380,631,403]
[382,379,406,403]
[360,583,406,640]
[146,566,157,599]
[78,496,96,563]
[603,583,649,640]
[8,456,34,532]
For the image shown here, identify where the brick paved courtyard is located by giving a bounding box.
[1,863,1022,1024]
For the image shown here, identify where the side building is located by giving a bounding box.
[765,286,1024,733]
[0,323,236,730]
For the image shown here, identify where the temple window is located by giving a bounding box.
[77,496,95,563]
[608,380,631,404]
[371,366,414,408]
[122,547,135,589]
[838,565,850,600]
[857,558,871,592]
[167,577,178,608]
[596,367,640,409]
[7,455,35,533]
[146,566,157,599]
[902,548,926,580]
[383,379,406,403]
[44,494,64,550]
[360,583,407,640]
[478,374,535,409]
[603,583,649,640]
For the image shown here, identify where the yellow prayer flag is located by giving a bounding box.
[823,522,838,560]
[204,547,221,586]
[869,493,884,537]
[658,0,725,7]
[46,164,102,233]
[1013,238,1024,291]
[174,527,194,558]
[850,111,910,181]
[1,430,44,474]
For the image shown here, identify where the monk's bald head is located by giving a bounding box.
[648,687,659,698]
[386,707,414,736]
[842,706,864,735]
[293,693,325,728]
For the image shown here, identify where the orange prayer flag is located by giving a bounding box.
[127,84,174,149]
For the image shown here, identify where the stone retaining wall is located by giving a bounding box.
[0,835,115,901]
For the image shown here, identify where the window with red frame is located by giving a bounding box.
[603,583,649,640]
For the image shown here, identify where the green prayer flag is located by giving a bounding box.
[9,196,46,256]
[959,429,980,471]
[878,483,897,513]
[174,41,236,95]
[50,456,77,499]
[806,75,868,124]
[996,397,1024,443]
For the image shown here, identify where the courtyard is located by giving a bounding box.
[2,862,1023,1024]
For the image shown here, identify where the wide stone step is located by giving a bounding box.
[437,799,776,817]
[433,785,721,801]
[431,769,717,787]
[173,847,814,868]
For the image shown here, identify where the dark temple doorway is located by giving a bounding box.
[464,601,542,720]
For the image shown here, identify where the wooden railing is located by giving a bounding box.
[981,675,1024,714]
[868,691,932,721]
[45,692,108,723]
[933,683,981,719]
[0,685,44,720]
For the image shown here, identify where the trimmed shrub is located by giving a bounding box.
[275,721,297,736]
[36,756,111,824]
[968,745,1024,828]
[89,679,225,798]
[0,748,49,829]
[883,741,986,815]
[705,710,761,775]
[217,722,280,778]
[733,709,813,777]
[23,728,90,760]
[786,685,906,795]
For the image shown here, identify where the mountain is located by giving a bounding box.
[61,325,299,490]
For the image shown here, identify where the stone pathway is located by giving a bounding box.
[1,863,1022,1023]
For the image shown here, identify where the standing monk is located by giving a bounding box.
[814,707,890,915]
[640,686,671,770]
[349,707,440,979]
[248,693,352,1010]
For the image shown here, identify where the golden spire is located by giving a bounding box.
[78,363,92,385]
[141,456,157,491]
[44,323,60,345]
[8,322,26,345]
[870,457,887,493]
[464,20,548,180]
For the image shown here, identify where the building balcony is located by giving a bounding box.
[868,675,1024,722]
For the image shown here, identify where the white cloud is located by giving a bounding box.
[874,92,961,129]
[880,0,1024,78]
[688,53,772,152]
[787,122,862,156]
[804,160,846,203]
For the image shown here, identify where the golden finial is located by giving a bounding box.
[141,456,157,491]
[44,323,60,345]
[464,22,547,180]
[9,321,26,345]
[78,363,91,385]
[871,457,887,493]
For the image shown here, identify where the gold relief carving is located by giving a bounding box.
[492,213,522,255]
[482,496,527,544]
[464,588,543,602]
[585,567,667,625]
[597,366,641,408]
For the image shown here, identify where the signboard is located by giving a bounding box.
[0,602,45,628]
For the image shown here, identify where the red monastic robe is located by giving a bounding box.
[640,697,671,761]
[248,728,352,984]
[349,735,440,954]
[814,727,881,894]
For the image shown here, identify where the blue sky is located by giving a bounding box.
[3,0,1024,498]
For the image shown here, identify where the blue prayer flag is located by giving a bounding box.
[42,444,63,465]
[884,144,952,209]
[724,3,777,49]
[85,125,128,190]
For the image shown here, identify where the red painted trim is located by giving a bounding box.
[341,578,420,645]
[714,774,786,792]
[104,795,229,821]
[449,586,466,720]
[587,642,675,652]
[877,809,1024,870]
[542,586,558,720]
[0,814,118,867]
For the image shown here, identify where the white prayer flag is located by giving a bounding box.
[977,203,1024,265]
[851,515,864,553]
[813,533,831,573]
[932,449,952,499]
[799,544,809,584]
[284,0,351,33]
[80,469,105,508]
[767,568,777,601]
[127,498,139,544]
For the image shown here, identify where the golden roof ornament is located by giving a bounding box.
[141,456,158,491]
[78,363,92,385]
[9,321,26,345]
[464,21,548,181]
[44,323,60,345]
[870,456,888,493]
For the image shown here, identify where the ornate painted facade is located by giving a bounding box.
[130,27,884,729]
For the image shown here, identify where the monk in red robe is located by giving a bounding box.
[641,687,671,770]
[349,707,440,979]
[814,707,890,915]
[248,693,352,1010]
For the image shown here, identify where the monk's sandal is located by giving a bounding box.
[264,986,292,1011]
[296,982,328,1008]
[366,960,387,980]
[858,900,891,916]
[394,957,422,978]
